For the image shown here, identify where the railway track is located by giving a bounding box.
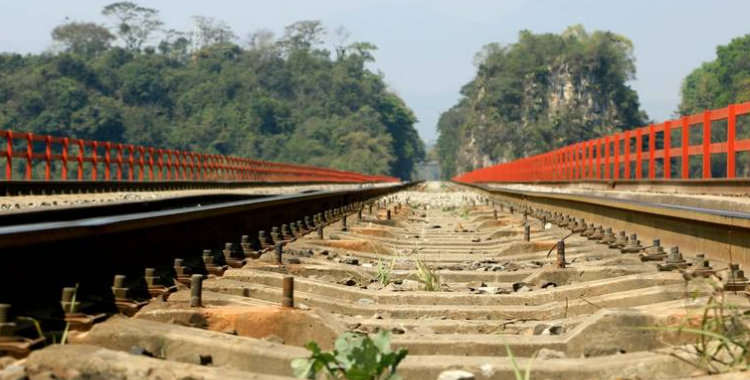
[0,181,749,380]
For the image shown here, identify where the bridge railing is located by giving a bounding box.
[1,130,398,183]
[454,102,750,183]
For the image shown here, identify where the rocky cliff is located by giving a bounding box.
[436,26,647,178]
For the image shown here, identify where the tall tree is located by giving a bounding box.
[51,22,115,56]
[102,1,163,50]
[192,16,237,49]
[278,20,326,52]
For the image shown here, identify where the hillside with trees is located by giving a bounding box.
[679,33,750,115]
[0,2,424,179]
[436,26,647,179]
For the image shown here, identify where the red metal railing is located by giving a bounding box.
[1,130,399,183]
[454,102,750,183]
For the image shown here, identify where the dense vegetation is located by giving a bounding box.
[436,26,647,178]
[0,2,424,179]
[679,33,750,115]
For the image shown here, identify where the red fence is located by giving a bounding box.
[1,130,398,183]
[454,102,750,183]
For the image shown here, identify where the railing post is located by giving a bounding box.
[165,150,172,180]
[157,149,164,180]
[589,140,596,179]
[579,144,584,179]
[25,133,33,180]
[604,136,610,180]
[91,141,98,181]
[149,148,155,181]
[624,131,631,180]
[116,144,123,181]
[681,117,689,179]
[649,123,656,179]
[575,144,580,180]
[663,121,671,179]
[189,153,196,180]
[5,131,12,180]
[596,140,602,180]
[104,142,111,180]
[613,134,619,180]
[728,104,736,178]
[128,145,135,181]
[568,146,574,180]
[45,135,51,181]
[196,153,203,180]
[61,137,68,180]
[636,128,643,179]
[138,147,145,181]
[175,151,181,180]
[703,111,711,179]
[223,156,229,180]
[77,140,84,180]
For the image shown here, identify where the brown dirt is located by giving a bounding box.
[349,227,397,239]
[316,239,385,253]
[476,218,514,230]
[203,306,342,348]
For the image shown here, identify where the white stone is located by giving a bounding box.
[437,370,475,380]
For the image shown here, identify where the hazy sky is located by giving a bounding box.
[2,0,750,143]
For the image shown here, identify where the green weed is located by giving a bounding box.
[292,330,408,380]
[501,337,536,380]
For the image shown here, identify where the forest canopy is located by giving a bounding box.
[679,32,750,115]
[0,2,424,179]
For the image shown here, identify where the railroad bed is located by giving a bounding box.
[1,181,749,380]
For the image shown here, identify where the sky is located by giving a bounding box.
[2,0,750,144]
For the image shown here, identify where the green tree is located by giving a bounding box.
[52,22,115,57]
[0,15,424,180]
[102,1,163,50]
[679,33,750,115]
[193,16,237,49]
[279,20,326,52]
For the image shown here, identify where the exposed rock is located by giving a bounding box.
[475,287,511,295]
[338,277,358,286]
[540,324,563,335]
[339,257,359,266]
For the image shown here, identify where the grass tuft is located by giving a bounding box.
[414,258,441,292]
[376,257,396,286]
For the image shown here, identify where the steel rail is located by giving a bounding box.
[476,178,750,196]
[0,179,387,196]
[0,182,413,315]
[0,193,270,227]
[460,182,750,267]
